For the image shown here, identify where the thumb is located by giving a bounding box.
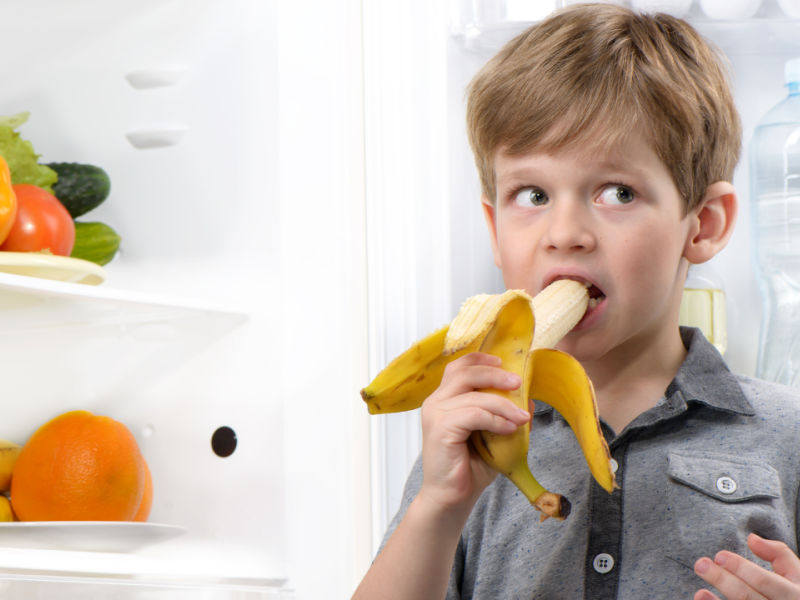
[747,534,800,584]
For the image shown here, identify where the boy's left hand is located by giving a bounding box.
[693,533,800,600]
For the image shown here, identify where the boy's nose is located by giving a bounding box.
[541,200,597,253]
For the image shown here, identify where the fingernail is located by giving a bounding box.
[715,553,728,567]
[517,407,530,419]
[695,558,711,574]
[507,373,521,387]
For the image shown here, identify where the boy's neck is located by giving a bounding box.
[580,325,688,435]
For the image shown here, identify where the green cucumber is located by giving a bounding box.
[45,162,111,218]
[70,222,121,266]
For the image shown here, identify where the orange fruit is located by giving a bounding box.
[133,460,153,522]
[10,410,145,522]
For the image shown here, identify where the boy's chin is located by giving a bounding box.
[553,336,606,364]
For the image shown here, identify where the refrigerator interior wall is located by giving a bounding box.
[0,0,371,599]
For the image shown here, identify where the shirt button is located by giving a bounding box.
[716,476,737,494]
[593,553,615,574]
[610,459,619,474]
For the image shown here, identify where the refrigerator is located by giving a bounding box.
[0,1,796,599]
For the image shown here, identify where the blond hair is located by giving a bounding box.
[466,3,742,213]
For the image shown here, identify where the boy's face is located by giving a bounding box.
[483,131,695,363]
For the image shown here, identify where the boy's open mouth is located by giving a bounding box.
[586,283,606,310]
[551,276,606,311]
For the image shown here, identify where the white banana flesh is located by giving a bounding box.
[531,280,590,349]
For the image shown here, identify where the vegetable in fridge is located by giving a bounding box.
[0,112,57,193]
[70,221,121,266]
[0,184,75,256]
[46,162,111,219]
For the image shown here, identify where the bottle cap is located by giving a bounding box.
[786,58,800,85]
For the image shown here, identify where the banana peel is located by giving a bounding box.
[360,281,617,521]
[0,496,16,522]
[0,440,21,493]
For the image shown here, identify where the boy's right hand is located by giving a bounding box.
[417,352,530,515]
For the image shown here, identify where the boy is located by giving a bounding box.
[353,4,800,599]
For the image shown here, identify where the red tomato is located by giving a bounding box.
[0,184,75,256]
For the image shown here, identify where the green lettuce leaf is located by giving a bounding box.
[0,111,30,130]
[0,113,57,193]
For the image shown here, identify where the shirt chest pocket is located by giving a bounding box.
[664,452,789,570]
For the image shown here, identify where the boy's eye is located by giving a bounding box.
[597,186,635,206]
[515,188,549,207]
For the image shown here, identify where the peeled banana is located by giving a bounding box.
[0,439,21,493]
[361,280,617,521]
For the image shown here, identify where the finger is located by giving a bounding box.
[437,390,530,424]
[711,549,800,600]
[748,534,800,585]
[694,590,721,600]
[438,359,522,398]
[694,557,769,600]
[438,393,530,437]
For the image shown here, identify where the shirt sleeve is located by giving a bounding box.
[376,454,466,600]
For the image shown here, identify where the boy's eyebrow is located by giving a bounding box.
[496,168,539,185]
[496,159,640,186]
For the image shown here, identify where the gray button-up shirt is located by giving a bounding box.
[379,328,800,599]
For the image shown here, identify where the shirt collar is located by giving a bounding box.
[533,327,755,421]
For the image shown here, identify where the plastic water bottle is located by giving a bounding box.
[751,57,800,387]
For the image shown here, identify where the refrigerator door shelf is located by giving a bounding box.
[0,522,187,554]
[0,544,289,589]
[692,18,800,54]
[0,269,245,334]
[451,8,800,58]
[0,575,290,600]
[0,271,247,444]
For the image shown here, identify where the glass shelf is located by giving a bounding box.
[0,272,247,444]
[0,572,289,600]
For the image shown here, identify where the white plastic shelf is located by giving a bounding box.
[0,545,288,589]
[0,272,247,443]
[0,271,246,333]
[0,571,290,600]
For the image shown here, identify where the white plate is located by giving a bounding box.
[0,522,187,553]
[0,252,106,285]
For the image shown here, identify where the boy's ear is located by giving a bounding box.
[481,194,503,269]
[683,181,739,264]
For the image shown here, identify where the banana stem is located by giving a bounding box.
[508,468,571,522]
